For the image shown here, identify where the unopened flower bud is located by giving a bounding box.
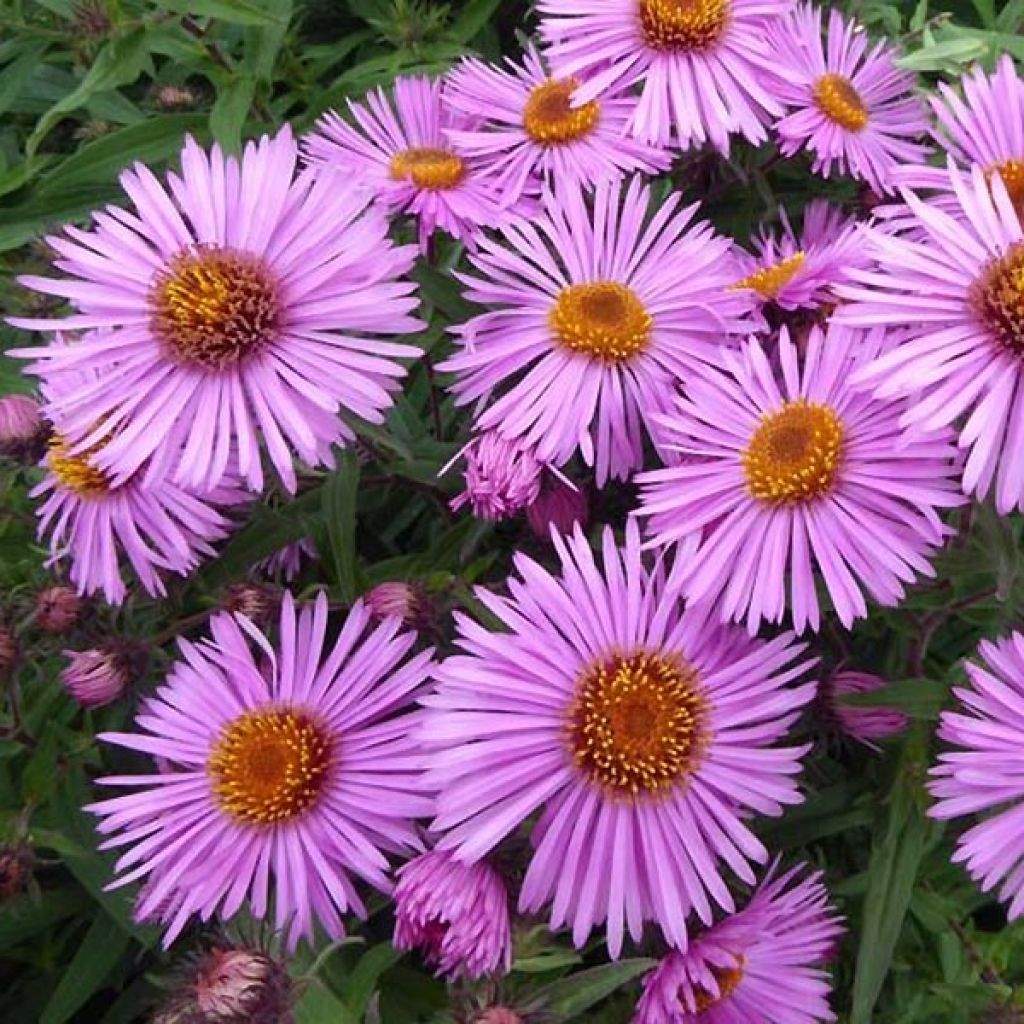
[222,583,280,626]
[191,947,293,1024]
[365,582,432,630]
[60,645,136,708]
[0,628,18,674]
[526,474,588,540]
[155,84,199,111]
[71,0,111,36]
[450,432,543,522]
[819,671,908,749]
[0,395,47,462]
[36,586,82,634]
[0,844,33,903]
[476,1010,523,1024]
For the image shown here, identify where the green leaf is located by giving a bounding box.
[294,981,358,1024]
[26,29,150,158]
[0,887,91,951]
[337,943,404,1017]
[243,0,294,80]
[209,75,257,152]
[447,0,503,43]
[896,37,989,71]
[513,950,583,973]
[839,678,951,721]
[537,960,657,1019]
[323,451,361,603]
[850,774,929,1023]
[36,115,207,196]
[39,913,131,1024]
[0,41,49,118]
[159,0,286,25]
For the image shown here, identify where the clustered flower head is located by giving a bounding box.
[11,6,1024,1021]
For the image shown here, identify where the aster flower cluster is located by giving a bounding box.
[5,3,1024,1024]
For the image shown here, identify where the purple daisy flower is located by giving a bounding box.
[449,431,544,522]
[440,177,756,485]
[895,56,1024,221]
[537,0,791,153]
[423,522,816,958]
[771,4,929,194]
[819,671,908,749]
[394,847,512,979]
[86,591,435,949]
[632,862,843,1024]
[837,165,1024,513]
[634,325,964,634]
[731,200,866,312]
[929,631,1024,918]
[9,128,422,495]
[34,366,240,605]
[443,46,671,205]
[303,76,510,250]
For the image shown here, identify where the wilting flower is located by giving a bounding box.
[819,671,908,748]
[441,177,756,485]
[60,646,134,708]
[87,592,434,948]
[930,631,1024,918]
[772,4,929,193]
[450,432,544,521]
[731,200,866,312]
[0,394,46,460]
[895,55,1024,221]
[365,582,433,630]
[221,582,280,626]
[35,585,83,633]
[443,46,670,204]
[10,128,422,494]
[526,473,588,540]
[537,0,791,152]
[634,325,964,634]
[304,76,509,250]
[394,848,511,979]
[632,863,843,1024]
[423,522,816,957]
[837,165,1024,513]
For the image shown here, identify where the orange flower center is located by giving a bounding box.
[638,0,730,51]
[692,957,746,1012]
[208,708,333,825]
[550,282,652,362]
[813,73,869,132]
[733,252,807,299]
[389,146,467,189]
[987,158,1024,219]
[970,242,1024,357]
[743,399,844,505]
[47,433,111,496]
[523,78,600,144]
[568,651,706,795]
[151,246,281,370]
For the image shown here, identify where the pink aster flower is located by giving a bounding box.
[86,591,434,949]
[0,394,45,459]
[633,862,843,1024]
[443,46,670,205]
[819,671,908,748]
[894,56,1024,220]
[394,847,512,979]
[449,431,544,521]
[731,200,866,312]
[634,325,964,634]
[771,4,930,194]
[836,165,1024,513]
[304,76,509,250]
[537,0,791,153]
[9,128,422,494]
[928,631,1024,918]
[440,177,756,485]
[423,521,816,958]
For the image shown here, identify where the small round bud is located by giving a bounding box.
[0,395,47,462]
[60,645,135,709]
[364,582,432,630]
[476,1010,523,1024]
[169,947,294,1024]
[71,0,111,36]
[0,628,18,675]
[526,474,588,540]
[0,844,33,903]
[35,586,82,634]
[222,583,280,626]
[155,84,199,111]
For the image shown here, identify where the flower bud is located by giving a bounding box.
[476,1010,524,1024]
[526,474,588,540]
[365,582,432,630]
[450,432,543,522]
[193,948,293,1024]
[819,671,908,749]
[222,583,280,626]
[0,395,47,462]
[35,586,82,634]
[0,844,33,903]
[0,628,18,675]
[155,85,199,111]
[60,645,135,708]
